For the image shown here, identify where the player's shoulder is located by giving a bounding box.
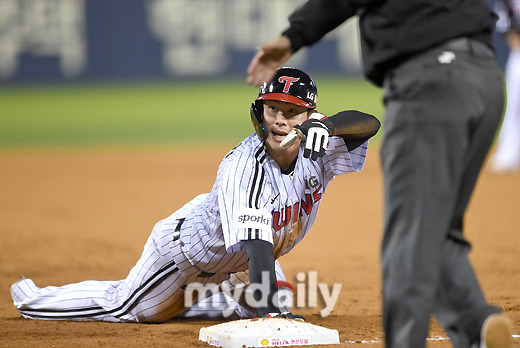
[216,134,270,184]
[222,134,268,166]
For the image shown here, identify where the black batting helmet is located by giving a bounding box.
[250,67,318,141]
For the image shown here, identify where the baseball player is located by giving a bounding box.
[10,67,380,322]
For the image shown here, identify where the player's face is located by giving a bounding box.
[262,100,309,149]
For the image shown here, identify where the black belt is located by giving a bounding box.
[387,36,494,76]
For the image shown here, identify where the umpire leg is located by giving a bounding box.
[431,46,505,346]
[380,39,504,348]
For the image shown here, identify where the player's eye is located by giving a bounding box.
[287,108,301,116]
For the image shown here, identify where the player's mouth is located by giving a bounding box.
[271,130,288,143]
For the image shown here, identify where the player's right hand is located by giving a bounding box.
[293,113,332,161]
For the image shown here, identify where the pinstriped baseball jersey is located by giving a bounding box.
[172,133,368,274]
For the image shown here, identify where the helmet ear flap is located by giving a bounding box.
[250,101,268,141]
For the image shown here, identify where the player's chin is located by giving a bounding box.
[266,136,285,150]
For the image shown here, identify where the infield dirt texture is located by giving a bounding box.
[0,79,518,347]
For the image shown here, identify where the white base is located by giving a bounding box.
[199,318,340,347]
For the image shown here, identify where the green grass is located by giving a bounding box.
[0,77,384,149]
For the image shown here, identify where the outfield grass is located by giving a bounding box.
[0,77,384,149]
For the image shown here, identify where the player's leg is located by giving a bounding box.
[175,292,242,320]
[177,260,292,319]
[11,218,196,322]
[11,277,133,322]
[11,264,187,322]
[490,49,520,172]
[175,273,249,320]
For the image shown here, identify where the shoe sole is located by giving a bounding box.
[482,313,513,348]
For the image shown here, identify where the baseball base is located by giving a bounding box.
[199,318,340,347]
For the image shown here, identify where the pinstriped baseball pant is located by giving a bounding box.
[11,219,205,322]
[10,218,289,322]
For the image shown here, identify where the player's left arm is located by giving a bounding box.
[283,111,380,160]
[242,239,279,316]
[324,110,381,141]
[241,239,305,320]
[325,110,381,154]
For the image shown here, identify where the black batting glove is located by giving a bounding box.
[262,312,306,322]
[294,113,333,161]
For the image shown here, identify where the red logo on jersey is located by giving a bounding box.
[272,185,322,231]
[278,76,300,93]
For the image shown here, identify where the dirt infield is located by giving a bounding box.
[0,147,518,347]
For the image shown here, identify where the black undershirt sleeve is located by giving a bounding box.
[322,110,381,142]
[242,239,279,317]
[320,110,380,151]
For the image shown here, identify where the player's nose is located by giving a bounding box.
[274,111,288,125]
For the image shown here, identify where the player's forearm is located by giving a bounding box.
[323,110,381,141]
[242,239,279,317]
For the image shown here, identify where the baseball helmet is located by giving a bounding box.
[250,67,318,141]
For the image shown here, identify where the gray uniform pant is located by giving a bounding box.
[380,37,505,348]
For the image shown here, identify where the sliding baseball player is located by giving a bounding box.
[11,67,380,322]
